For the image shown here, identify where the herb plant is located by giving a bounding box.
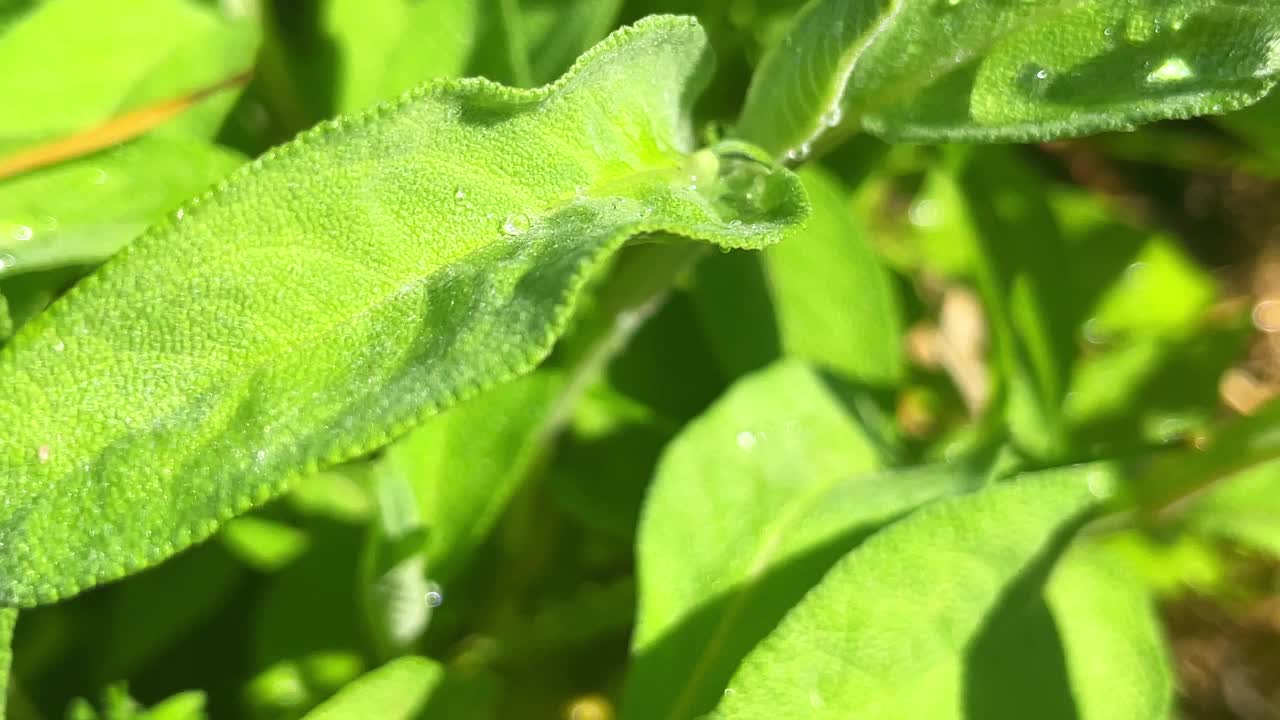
[2,1,1280,718]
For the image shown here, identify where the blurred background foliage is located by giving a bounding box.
[3,0,1280,718]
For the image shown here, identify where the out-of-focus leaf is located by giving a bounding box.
[0,608,14,720]
[1186,459,1280,558]
[361,459,431,659]
[1219,89,1280,161]
[0,267,82,344]
[67,685,208,720]
[1045,545,1174,719]
[250,518,368,718]
[710,464,1113,719]
[94,542,243,684]
[689,250,783,379]
[1065,324,1248,449]
[737,0,1280,156]
[220,515,311,572]
[915,148,1076,459]
[0,137,245,278]
[765,166,902,384]
[385,372,561,584]
[470,0,625,88]
[626,360,979,719]
[0,0,256,150]
[301,656,440,720]
[1053,192,1216,341]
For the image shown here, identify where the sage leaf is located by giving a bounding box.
[625,360,978,719]
[766,167,902,384]
[736,0,1280,157]
[1046,546,1174,719]
[0,15,806,607]
[710,464,1112,719]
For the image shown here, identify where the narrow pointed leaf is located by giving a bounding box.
[302,657,440,719]
[710,464,1112,719]
[626,360,978,719]
[737,0,1280,156]
[0,16,808,607]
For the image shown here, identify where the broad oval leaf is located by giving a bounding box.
[625,360,979,719]
[766,167,902,384]
[0,15,808,606]
[710,464,1113,719]
[736,0,1280,156]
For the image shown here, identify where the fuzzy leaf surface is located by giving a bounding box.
[0,15,807,606]
[737,0,1280,156]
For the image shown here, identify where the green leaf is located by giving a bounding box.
[736,0,1280,156]
[915,148,1076,458]
[1186,459,1280,558]
[0,137,246,278]
[625,360,979,719]
[709,464,1111,719]
[1219,89,1280,161]
[1045,545,1174,719]
[765,166,902,384]
[0,0,256,149]
[300,657,441,720]
[219,515,310,572]
[0,608,14,720]
[67,686,207,720]
[0,15,808,606]
[385,371,560,582]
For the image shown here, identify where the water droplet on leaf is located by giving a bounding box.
[502,213,531,236]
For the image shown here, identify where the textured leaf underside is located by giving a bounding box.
[0,15,807,606]
[737,0,1280,157]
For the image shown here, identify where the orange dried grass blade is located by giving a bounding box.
[0,70,251,182]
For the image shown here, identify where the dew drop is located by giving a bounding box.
[785,142,812,163]
[821,106,843,128]
[1017,64,1053,98]
[8,223,32,242]
[53,341,66,352]
[254,449,266,462]
[425,582,444,607]
[175,208,185,221]
[90,168,109,185]
[454,187,466,200]
[736,431,758,451]
[908,198,941,227]
[37,445,51,464]
[1146,57,1194,83]
[502,213,531,236]
[0,253,15,271]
